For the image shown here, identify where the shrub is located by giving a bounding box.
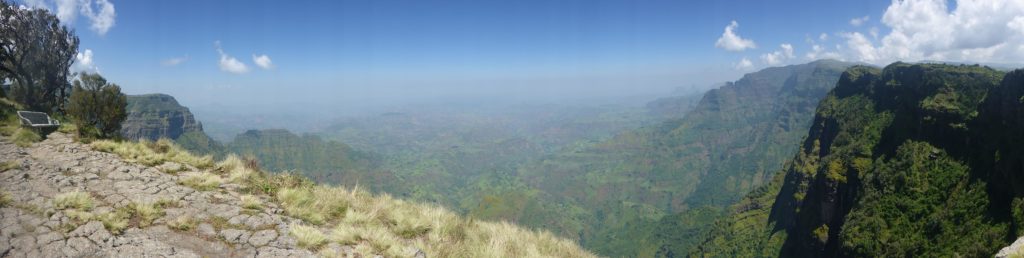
[66,73,126,139]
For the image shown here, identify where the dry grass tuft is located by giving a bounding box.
[53,191,95,211]
[168,214,198,231]
[240,194,262,210]
[178,172,223,191]
[91,139,213,168]
[290,224,327,249]
[0,191,9,207]
[12,127,40,147]
[276,187,348,225]
[0,160,20,172]
[96,209,130,234]
[129,201,167,227]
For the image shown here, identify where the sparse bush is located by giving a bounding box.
[53,191,95,211]
[290,224,327,249]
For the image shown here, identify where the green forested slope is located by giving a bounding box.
[508,60,853,256]
[694,63,1024,257]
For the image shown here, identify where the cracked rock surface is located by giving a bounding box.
[0,133,317,258]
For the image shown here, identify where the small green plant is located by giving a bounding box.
[290,224,327,249]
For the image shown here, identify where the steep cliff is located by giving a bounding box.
[694,63,1024,257]
[510,60,854,256]
[120,94,204,141]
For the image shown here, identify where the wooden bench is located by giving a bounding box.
[17,111,60,135]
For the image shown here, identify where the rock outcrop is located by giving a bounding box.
[0,133,317,257]
[997,237,1024,258]
[121,94,203,141]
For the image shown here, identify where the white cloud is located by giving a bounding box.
[734,57,754,70]
[760,44,795,66]
[161,56,189,67]
[805,44,842,60]
[22,0,116,35]
[252,54,274,70]
[80,0,115,35]
[794,0,1024,65]
[850,15,870,27]
[819,33,829,41]
[72,49,99,74]
[715,20,757,51]
[54,0,77,22]
[214,41,249,74]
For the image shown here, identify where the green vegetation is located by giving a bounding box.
[0,0,79,113]
[66,73,128,139]
[694,63,1024,257]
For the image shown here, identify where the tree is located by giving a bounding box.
[0,0,79,112]
[66,73,126,139]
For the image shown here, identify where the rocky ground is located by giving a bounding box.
[0,133,362,257]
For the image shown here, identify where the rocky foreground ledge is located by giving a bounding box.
[0,133,326,257]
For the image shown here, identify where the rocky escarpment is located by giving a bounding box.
[121,94,204,141]
[693,63,1024,257]
[0,133,335,257]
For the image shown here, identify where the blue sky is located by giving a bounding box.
[18,0,1024,112]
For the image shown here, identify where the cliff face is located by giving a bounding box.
[120,94,203,141]
[694,63,1024,257]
